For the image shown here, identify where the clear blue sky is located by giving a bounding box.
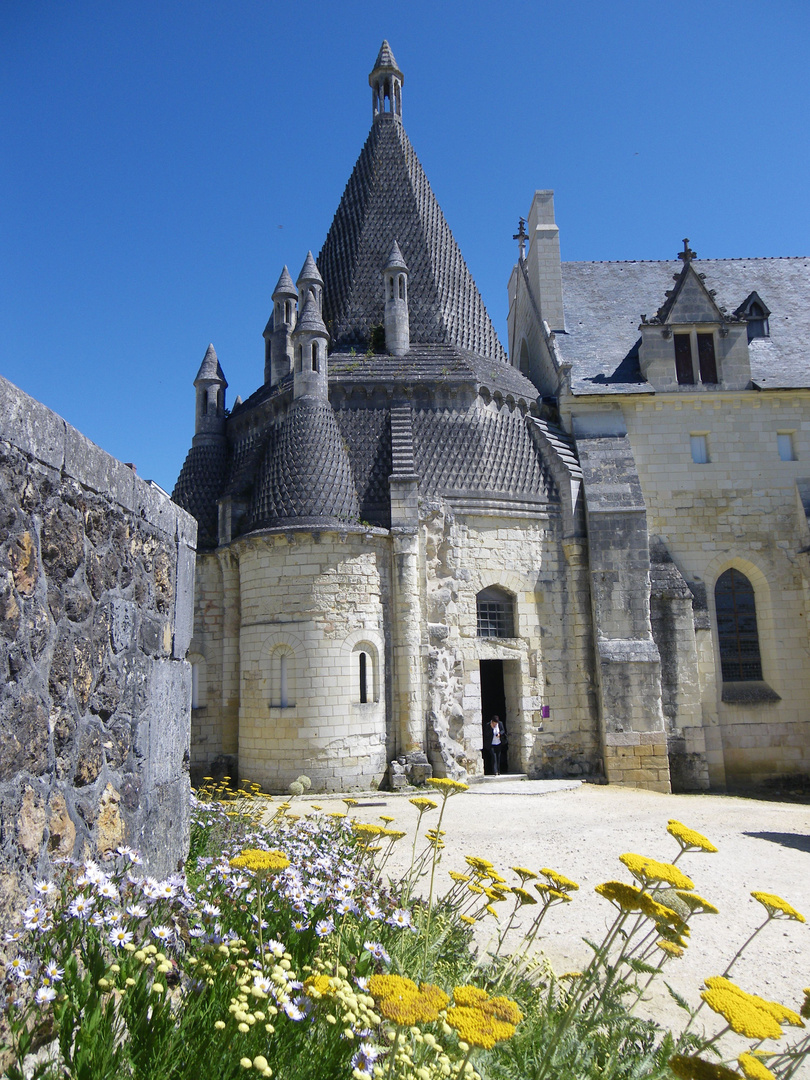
[3,0,809,492]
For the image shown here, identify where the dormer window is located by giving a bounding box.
[674,331,718,385]
[734,292,771,342]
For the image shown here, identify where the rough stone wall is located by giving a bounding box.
[0,374,196,916]
[419,500,600,781]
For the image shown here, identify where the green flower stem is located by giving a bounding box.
[422,790,451,973]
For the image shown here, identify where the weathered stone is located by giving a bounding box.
[10,531,38,596]
[153,549,173,614]
[72,638,94,711]
[96,783,125,852]
[0,694,50,779]
[103,715,132,769]
[1,572,20,637]
[49,629,72,702]
[74,727,104,787]
[110,599,136,653]
[17,786,46,861]
[47,791,76,857]
[64,587,93,623]
[40,505,84,585]
[89,666,123,721]
[26,600,50,660]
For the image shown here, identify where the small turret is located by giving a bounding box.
[296,252,324,315]
[265,266,298,385]
[382,240,409,356]
[292,292,329,400]
[193,344,227,443]
[369,40,403,122]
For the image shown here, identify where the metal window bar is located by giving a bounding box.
[715,569,762,681]
[477,599,513,638]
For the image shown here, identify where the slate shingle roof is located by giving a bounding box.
[559,258,810,394]
[172,442,229,549]
[318,117,507,363]
[250,397,360,528]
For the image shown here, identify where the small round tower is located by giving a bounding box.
[264,265,298,385]
[296,251,324,314]
[193,343,227,443]
[369,39,403,121]
[382,240,410,356]
[292,291,329,400]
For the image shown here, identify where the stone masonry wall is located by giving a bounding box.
[0,375,196,918]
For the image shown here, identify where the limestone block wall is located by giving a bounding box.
[0,374,196,917]
[234,528,390,793]
[420,502,600,780]
[571,389,810,788]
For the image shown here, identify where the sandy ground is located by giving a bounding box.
[296,781,810,1044]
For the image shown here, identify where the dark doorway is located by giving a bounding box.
[480,660,508,775]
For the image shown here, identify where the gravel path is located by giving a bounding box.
[299,781,810,1042]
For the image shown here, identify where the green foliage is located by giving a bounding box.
[3,793,807,1080]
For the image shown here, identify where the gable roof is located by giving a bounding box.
[317,116,507,363]
[558,257,810,394]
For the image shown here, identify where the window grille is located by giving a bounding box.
[476,588,514,638]
[715,569,762,681]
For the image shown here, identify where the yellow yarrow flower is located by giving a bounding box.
[667,820,718,853]
[409,797,438,812]
[379,815,395,823]
[229,849,291,875]
[382,828,406,840]
[751,891,806,923]
[465,855,494,874]
[352,822,385,837]
[449,871,471,883]
[656,939,684,958]
[446,988,523,1049]
[675,890,719,915]
[738,1053,776,1080]
[485,904,500,919]
[801,987,810,1020]
[701,978,784,1040]
[540,868,579,892]
[303,974,334,998]
[512,886,538,906]
[368,975,449,1025]
[460,914,476,926]
[511,866,538,882]
[595,881,681,924]
[619,853,694,890]
[669,1055,742,1080]
[534,883,572,904]
[425,777,469,793]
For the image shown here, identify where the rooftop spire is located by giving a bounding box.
[369,39,403,123]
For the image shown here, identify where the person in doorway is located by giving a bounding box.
[486,715,506,775]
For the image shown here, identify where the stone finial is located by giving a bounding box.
[678,238,697,263]
[369,39,404,122]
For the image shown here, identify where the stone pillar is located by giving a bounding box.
[391,525,425,756]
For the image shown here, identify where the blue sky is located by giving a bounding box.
[3,0,809,492]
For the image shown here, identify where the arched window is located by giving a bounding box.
[398,275,405,300]
[285,300,292,323]
[715,569,762,681]
[352,642,378,703]
[271,645,295,707]
[387,276,394,300]
[295,345,303,372]
[476,587,515,639]
[311,341,318,371]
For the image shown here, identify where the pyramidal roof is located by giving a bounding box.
[317,48,507,363]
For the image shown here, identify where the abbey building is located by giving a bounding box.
[174,43,810,793]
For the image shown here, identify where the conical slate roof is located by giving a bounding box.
[195,343,226,385]
[272,265,297,299]
[297,251,323,287]
[295,291,328,334]
[370,40,402,80]
[251,398,360,528]
[317,118,507,362]
[384,240,407,271]
[173,441,229,548]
